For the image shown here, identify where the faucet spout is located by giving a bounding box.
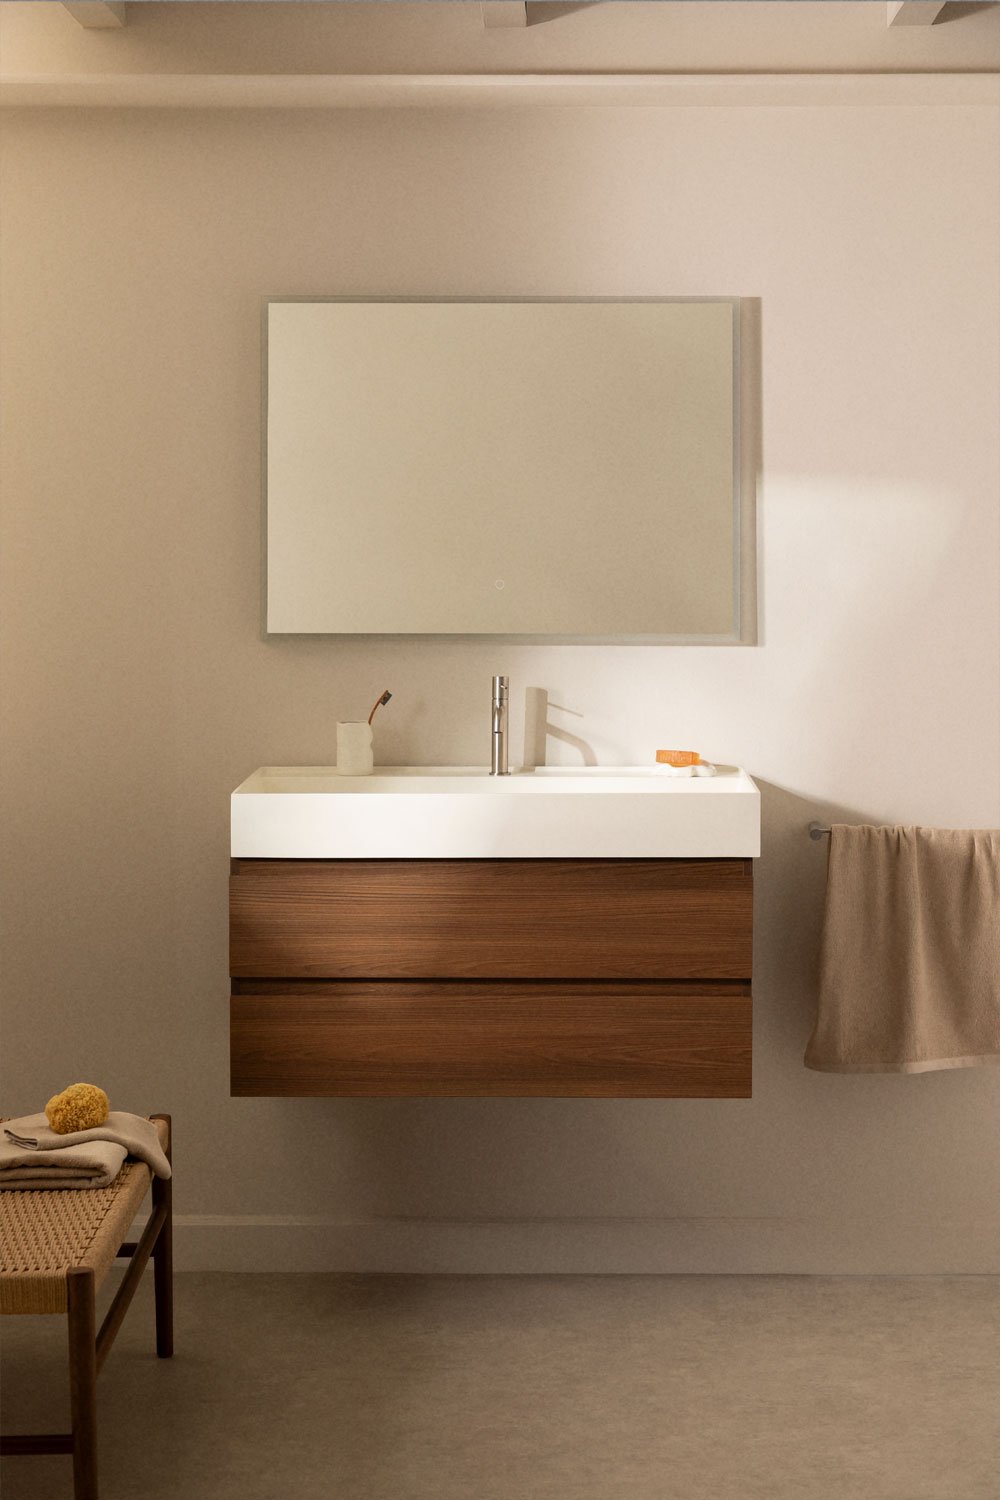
[490,675,509,776]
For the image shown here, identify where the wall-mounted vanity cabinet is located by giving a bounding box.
[229,767,758,1098]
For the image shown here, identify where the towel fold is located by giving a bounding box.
[805,825,1000,1074]
[0,1135,126,1190]
[2,1111,171,1182]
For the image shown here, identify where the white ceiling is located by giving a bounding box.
[2,1,999,77]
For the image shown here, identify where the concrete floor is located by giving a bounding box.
[1,1274,998,1500]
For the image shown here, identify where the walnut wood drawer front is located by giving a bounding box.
[230,858,753,981]
[230,982,752,1098]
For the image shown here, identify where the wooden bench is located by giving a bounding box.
[0,1113,173,1500]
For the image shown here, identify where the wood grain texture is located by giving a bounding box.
[230,859,753,981]
[230,981,752,1098]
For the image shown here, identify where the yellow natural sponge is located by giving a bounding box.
[45,1083,110,1135]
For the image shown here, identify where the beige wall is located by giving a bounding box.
[2,100,999,1272]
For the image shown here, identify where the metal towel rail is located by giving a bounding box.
[808,822,832,840]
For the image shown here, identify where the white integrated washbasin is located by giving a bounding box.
[231,765,760,859]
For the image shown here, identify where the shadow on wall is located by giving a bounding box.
[937,1,1000,21]
[523,685,597,766]
[269,781,881,1230]
[525,2,597,23]
[218,777,999,1260]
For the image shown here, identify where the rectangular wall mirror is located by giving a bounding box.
[265,297,742,639]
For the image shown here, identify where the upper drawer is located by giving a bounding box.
[230,858,752,980]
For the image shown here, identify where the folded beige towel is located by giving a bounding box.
[806,825,1000,1074]
[0,1135,126,1190]
[2,1111,171,1180]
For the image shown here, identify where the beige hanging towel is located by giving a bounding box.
[805,825,1000,1074]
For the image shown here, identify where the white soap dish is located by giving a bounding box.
[653,761,717,778]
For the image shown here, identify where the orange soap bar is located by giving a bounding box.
[655,750,702,767]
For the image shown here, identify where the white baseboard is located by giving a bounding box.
[131,1214,1000,1276]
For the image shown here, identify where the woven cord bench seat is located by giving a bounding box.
[0,1137,162,1314]
[0,1113,172,1500]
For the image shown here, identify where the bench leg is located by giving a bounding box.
[67,1266,98,1500]
[152,1175,173,1358]
[150,1113,173,1359]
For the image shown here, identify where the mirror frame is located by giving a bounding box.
[261,295,751,644]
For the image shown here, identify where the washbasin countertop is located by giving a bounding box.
[231,765,760,860]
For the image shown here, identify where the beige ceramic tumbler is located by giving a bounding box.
[336,721,374,776]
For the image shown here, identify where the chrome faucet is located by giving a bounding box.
[490,675,509,776]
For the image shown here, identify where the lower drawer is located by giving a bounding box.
[230,981,752,1098]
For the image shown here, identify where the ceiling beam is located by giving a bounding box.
[62,3,127,28]
[886,1,947,25]
[482,3,528,29]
